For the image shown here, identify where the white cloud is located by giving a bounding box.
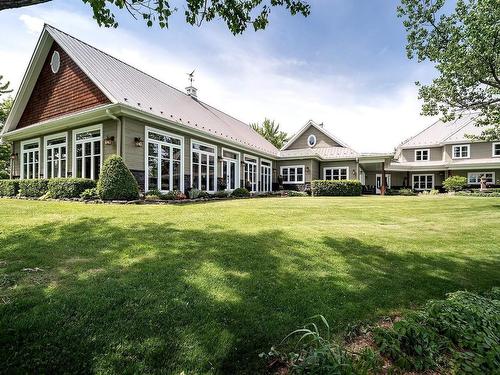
[3,6,435,152]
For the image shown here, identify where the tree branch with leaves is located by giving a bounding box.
[250,118,288,149]
[398,0,500,140]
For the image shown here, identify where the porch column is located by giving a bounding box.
[406,171,410,188]
[381,162,386,196]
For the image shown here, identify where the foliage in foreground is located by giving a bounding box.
[267,289,500,374]
[97,155,140,200]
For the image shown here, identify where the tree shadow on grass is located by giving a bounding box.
[0,219,498,374]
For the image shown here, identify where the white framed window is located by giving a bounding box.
[412,174,434,190]
[73,125,102,180]
[467,172,495,185]
[452,144,470,159]
[281,165,305,184]
[260,159,272,192]
[492,142,500,157]
[20,138,40,179]
[415,149,430,161]
[50,51,61,73]
[244,155,259,192]
[145,127,184,192]
[191,140,216,193]
[324,167,349,180]
[307,134,316,147]
[221,148,240,191]
[44,132,67,179]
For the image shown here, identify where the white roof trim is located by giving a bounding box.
[281,119,350,150]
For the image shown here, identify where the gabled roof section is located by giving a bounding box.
[40,24,279,156]
[281,120,350,151]
[278,146,358,160]
[399,113,481,149]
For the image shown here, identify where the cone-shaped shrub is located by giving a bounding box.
[97,155,139,200]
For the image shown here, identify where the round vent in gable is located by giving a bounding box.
[50,51,61,73]
[307,134,316,147]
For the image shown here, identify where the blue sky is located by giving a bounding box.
[0,0,437,152]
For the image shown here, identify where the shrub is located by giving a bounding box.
[429,189,440,195]
[161,190,186,200]
[231,187,250,197]
[399,188,416,196]
[311,180,362,196]
[96,155,139,200]
[455,191,500,197]
[0,180,19,197]
[48,178,96,199]
[188,189,210,199]
[283,190,308,197]
[80,187,99,200]
[18,179,49,197]
[212,190,229,198]
[443,176,467,192]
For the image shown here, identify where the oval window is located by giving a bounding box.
[307,134,316,147]
[50,51,60,73]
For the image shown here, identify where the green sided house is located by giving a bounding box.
[1,25,499,194]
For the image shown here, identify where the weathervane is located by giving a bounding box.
[187,69,195,86]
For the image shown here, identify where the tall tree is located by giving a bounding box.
[0,0,311,35]
[398,0,499,140]
[251,118,289,149]
[0,96,13,179]
[0,75,13,97]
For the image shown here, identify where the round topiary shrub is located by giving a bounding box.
[97,155,140,200]
[231,187,250,197]
[443,176,467,192]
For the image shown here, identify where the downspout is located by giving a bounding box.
[105,109,122,157]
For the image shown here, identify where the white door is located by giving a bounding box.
[375,174,391,194]
[223,159,238,190]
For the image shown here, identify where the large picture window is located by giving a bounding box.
[222,148,240,190]
[20,139,40,179]
[467,172,494,185]
[412,174,434,190]
[281,165,304,184]
[260,159,272,192]
[146,128,183,192]
[191,140,216,192]
[324,167,348,180]
[244,155,258,192]
[45,133,67,179]
[73,125,102,180]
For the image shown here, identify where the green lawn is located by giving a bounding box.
[0,196,499,374]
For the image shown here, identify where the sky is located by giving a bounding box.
[0,0,439,152]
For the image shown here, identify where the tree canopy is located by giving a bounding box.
[0,96,13,179]
[0,0,311,35]
[0,75,13,97]
[250,118,288,149]
[398,0,500,140]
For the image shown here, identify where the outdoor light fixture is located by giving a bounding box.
[10,152,18,160]
[134,137,144,147]
[104,136,115,145]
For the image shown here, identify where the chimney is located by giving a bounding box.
[186,85,198,99]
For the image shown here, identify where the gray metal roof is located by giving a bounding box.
[278,146,358,159]
[399,113,480,148]
[45,25,279,156]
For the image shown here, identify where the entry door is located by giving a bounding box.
[375,174,391,194]
[223,159,238,190]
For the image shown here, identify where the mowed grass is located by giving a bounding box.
[0,196,499,374]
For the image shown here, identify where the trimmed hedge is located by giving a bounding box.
[18,179,49,197]
[97,155,140,200]
[0,180,20,197]
[48,178,96,199]
[311,180,362,196]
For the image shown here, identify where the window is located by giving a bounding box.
[452,144,470,159]
[244,155,258,192]
[222,148,240,190]
[307,134,316,147]
[50,51,60,73]
[467,172,495,185]
[146,128,183,192]
[415,149,430,161]
[73,125,102,180]
[324,167,348,180]
[412,174,434,190]
[260,159,272,192]
[493,143,500,157]
[281,165,305,184]
[45,133,67,178]
[20,139,40,179]
[191,140,216,192]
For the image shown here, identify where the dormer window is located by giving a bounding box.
[307,134,316,147]
[415,149,430,161]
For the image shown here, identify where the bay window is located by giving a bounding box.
[20,139,40,179]
[45,133,67,178]
[244,155,258,192]
[260,159,272,192]
[73,125,102,180]
[412,174,434,190]
[191,140,216,192]
[281,165,304,184]
[324,167,348,180]
[146,127,183,192]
